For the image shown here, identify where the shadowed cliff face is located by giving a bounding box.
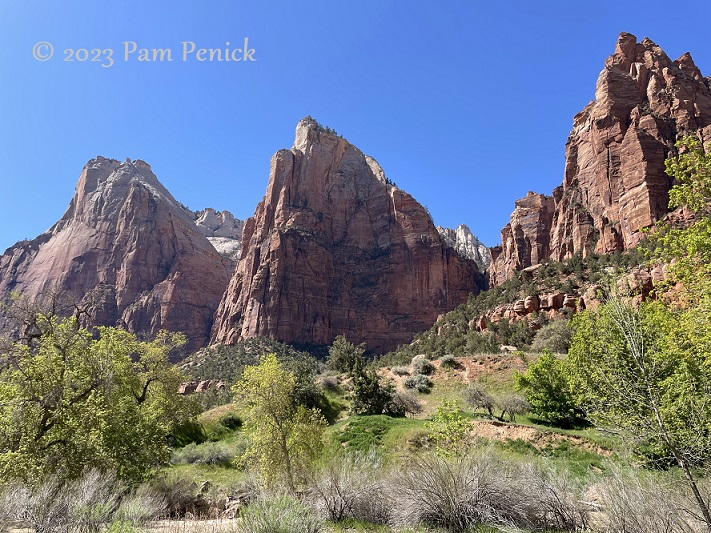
[0,157,231,352]
[490,32,711,284]
[211,117,485,353]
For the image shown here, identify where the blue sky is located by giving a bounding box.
[1,1,710,252]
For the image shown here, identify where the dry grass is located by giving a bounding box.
[144,519,240,532]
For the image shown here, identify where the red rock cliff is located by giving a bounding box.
[0,157,231,351]
[490,32,711,284]
[211,117,484,352]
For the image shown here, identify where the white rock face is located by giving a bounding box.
[437,224,491,272]
[193,208,244,263]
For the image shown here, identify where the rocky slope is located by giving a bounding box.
[0,157,231,352]
[490,32,711,284]
[211,117,485,352]
[193,208,244,268]
[437,224,491,272]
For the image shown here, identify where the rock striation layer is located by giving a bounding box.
[211,117,485,352]
[437,224,491,272]
[490,33,711,284]
[0,157,231,352]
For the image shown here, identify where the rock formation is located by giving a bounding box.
[194,208,244,268]
[490,32,711,284]
[0,157,231,352]
[211,117,485,352]
[437,224,491,272]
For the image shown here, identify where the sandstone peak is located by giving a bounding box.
[675,51,703,80]
[193,208,244,267]
[436,224,491,272]
[212,120,484,352]
[490,33,711,284]
[294,115,342,152]
[0,158,231,353]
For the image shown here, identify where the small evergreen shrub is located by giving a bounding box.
[391,366,410,376]
[403,374,433,393]
[411,358,435,376]
[439,354,458,368]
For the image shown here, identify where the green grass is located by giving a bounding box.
[495,437,605,478]
[158,462,248,490]
[328,415,427,455]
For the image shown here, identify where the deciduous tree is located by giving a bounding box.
[0,314,196,483]
[233,353,326,492]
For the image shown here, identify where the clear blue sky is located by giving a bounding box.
[1,1,710,253]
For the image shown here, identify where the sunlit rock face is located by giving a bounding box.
[0,157,231,352]
[490,32,711,284]
[212,117,485,352]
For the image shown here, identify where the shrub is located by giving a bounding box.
[517,464,589,532]
[594,466,703,532]
[170,441,238,466]
[10,470,122,533]
[412,358,435,375]
[387,390,423,417]
[496,394,530,422]
[240,495,322,533]
[318,375,339,390]
[66,470,121,532]
[114,485,166,525]
[396,452,511,531]
[0,484,22,532]
[149,473,199,518]
[531,319,574,354]
[439,354,458,368]
[514,351,584,428]
[170,419,208,447]
[396,451,588,532]
[462,384,495,417]
[104,521,142,533]
[308,451,391,525]
[218,413,243,430]
[403,374,433,393]
[391,366,410,376]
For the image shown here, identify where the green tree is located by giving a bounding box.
[0,315,196,483]
[530,318,573,353]
[569,298,711,528]
[564,135,711,529]
[233,353,326,492]
[514,350,583,428]
[658,136,711,336]
[326,335,365,374]
[349,356,395,416]
[425,399,470,456]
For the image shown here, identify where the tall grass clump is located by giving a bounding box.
[308,450,391,525]
[9,469,121,533]
[593,465,706,533]
[240,495,322,533]
[395,450,588,532]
